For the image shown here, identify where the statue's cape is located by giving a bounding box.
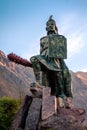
[30,55,62,71]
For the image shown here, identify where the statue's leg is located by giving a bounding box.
[61,64,72,98]
[60,60,73,108]
[42,71,50,87]
[62,68,74,108]
[60,59,72,98]
[42,70,65,109]
[30,57,42,86]
[52,71,65,110]
[63,68,72,97]
[55,71,65,98]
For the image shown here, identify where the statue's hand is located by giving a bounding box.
[45,54,52,61]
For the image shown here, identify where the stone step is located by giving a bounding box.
[42,87,56,120]
[11,95,33,130]
[25,98,42,130]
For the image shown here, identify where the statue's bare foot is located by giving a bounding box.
[64,97,73,109]
[29,82,43,98]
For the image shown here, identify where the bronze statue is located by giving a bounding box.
[7,16,73,108]
[30,16,73,108]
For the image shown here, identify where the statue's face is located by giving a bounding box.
[46,20,56,33]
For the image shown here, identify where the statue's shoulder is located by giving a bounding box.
[40,36,48,41]
[54,34,66,40]
[40,34,66,42]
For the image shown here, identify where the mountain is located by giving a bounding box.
[0,50,35,98]
[71,71,87,117]
[0,50,87,115]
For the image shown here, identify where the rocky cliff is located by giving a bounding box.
[0,50,35,98]
[71,71,87,117]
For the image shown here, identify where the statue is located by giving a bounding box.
[30,16,73,108]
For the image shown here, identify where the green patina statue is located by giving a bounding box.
[30,16,72,107]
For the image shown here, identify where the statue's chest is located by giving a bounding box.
[48,35,67,59]
[40,34,67,59]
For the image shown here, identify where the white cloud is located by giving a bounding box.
[80,68,87,72]
[58,13,77,34]
[67,28,86,58]
[58,13,87,58]
[21,42,40,60]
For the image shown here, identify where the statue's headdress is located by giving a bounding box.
[46,15,58,33]
[46,15,56,25]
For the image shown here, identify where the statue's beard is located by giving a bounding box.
[47,30,56,35]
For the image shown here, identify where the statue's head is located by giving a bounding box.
[46,15,58,35]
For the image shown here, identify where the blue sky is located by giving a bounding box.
[0,0,87,72]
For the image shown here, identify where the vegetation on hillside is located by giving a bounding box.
[0,97,20,130]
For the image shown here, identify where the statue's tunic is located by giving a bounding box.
[30,34,67,72]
